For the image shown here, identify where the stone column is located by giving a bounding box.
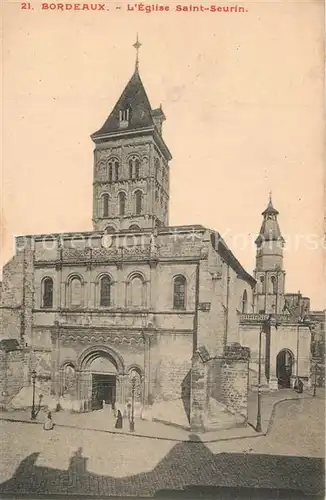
[268,325,279,390]
[143,335,151,404]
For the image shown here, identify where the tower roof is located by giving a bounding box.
[255,194,284,245]
[91,69,157,139]
[262,197,279,216]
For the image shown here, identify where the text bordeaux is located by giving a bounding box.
[40,3,247,12]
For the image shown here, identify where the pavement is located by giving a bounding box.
[0,394,324,498]
[0,388,307,443]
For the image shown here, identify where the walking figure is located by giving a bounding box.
[43,411,54,431]
[115,409,123,429]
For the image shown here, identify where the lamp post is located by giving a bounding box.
[129,370,136,432]
[256,325,263,433]
[31,370,37,420]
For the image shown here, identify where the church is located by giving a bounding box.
[0,42,321,431]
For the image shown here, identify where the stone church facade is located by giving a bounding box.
[0,58,322,429]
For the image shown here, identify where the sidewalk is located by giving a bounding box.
[1,389,318,443]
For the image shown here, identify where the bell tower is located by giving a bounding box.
[91,37,172,232]
[253,194,286,314]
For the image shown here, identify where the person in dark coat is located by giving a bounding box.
[297,377,304,393]
[115,409,123,429]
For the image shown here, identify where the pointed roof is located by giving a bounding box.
[262,194,279,217]
[91,69,156,139]
[255,195,284,245]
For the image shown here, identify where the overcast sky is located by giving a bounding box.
[1,0,325,308]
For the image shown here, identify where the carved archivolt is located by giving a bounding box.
[60,333,145,346]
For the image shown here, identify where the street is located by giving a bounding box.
[0,396,324,498]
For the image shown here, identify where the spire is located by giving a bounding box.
[255,194,284,245]
[262,191,279,217]
[133,34,142,72]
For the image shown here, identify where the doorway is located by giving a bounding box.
[91,374,116,410]
[276,349,294,388]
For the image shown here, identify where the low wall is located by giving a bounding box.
[190,343,250,431]
[0,348,25,407]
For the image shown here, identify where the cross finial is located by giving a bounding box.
[133,34,142,72]
[269,190,272,203]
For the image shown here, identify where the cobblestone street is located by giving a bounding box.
[0,395,324,498]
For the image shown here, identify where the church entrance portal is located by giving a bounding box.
[91,374,116,410]
[276,349,294,388]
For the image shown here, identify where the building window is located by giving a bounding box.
[105,225,115,233]
[119,108,130,122]
[271,276,277,294]
[42,277,53,308]
[119,192,126,216]
[173,275,186,309]
[135,159,140,178]
[69,276,83,307]
[259,276,265,294]
[102,193,109,217]
[241,289,248,313]
[128,274,145,307]
[100,275,111,307]
[108,159,119,181]
[135,190,143,215]
[129,156,140,179]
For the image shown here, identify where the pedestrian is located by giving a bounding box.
[127,403,131,422]
[115,409,123,429]
[43,411,54,431]
[297,377,304,394]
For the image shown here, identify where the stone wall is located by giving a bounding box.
[190,343,250,431]
[155,333,193,401]
[210,344,250,418]
[0,347,25,407]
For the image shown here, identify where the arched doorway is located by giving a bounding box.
[78,346,124,411]
[276,349,294,388]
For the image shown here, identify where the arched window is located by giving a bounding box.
[241,289,248,313]
[100,275,111,307]
[69,276,82,307]
[129,224,141,231]
[129,156,140,179]
[271,276,277,294]
[173,275,186,309]
[128,275,145,307]
[42,277,53,308]
[107,159,119,181]
[119,192,126,216]
[135,190,143,215]
[129,160,133,179]
[102,193,109,217]
[259,276,265,294]
[105,225,115,233]
[135,159,140,178]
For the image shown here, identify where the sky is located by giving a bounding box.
[1,0,325,308]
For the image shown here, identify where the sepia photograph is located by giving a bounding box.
[0,2,325,498]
